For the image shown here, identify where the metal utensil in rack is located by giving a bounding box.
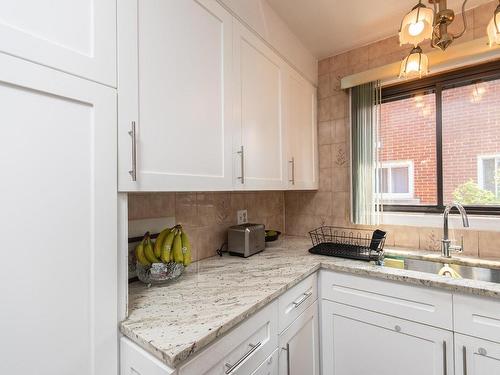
[308,227,386,263]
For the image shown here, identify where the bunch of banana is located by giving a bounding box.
[134,225,192,267]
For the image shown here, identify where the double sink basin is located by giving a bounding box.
[383,255,500,284]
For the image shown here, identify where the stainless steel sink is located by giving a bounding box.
[383,257,500,284]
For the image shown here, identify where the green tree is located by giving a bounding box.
[452,179,500,205]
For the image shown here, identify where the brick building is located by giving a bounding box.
[380,79,500,205]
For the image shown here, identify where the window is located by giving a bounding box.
[381,60,500,214]
[376,161,415,203]
[478,155,500,199]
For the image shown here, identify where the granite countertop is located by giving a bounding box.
[120,236,500,368]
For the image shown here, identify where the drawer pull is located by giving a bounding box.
[462,346,467,375]
[292,291,313,309]
[478,347,487,356]
[224,341,261,374]
[282,344,291,375]
[128,121,137,181]
[443,340,447,375]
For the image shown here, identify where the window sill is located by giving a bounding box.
[381,211,500,232]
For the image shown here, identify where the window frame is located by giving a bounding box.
[477,154,500,198]
[381,59,500,215]
[376,160,414,200]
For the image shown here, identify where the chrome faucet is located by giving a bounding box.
[441,202,469,258]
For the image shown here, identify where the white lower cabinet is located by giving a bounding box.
[278,301,320,375]
[251,349,279,375]
[454,333,500,375]
[321,300,453,375]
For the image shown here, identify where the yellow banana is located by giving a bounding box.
[135,239,150,267]
[144,234,161,263]
[181,229,192,266]
[172,229,184,263]
[161,228,176,263]
[154,229,169,258]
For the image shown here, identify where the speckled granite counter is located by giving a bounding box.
[120,236,500,368]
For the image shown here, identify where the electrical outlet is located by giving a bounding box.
[237,209,248,224]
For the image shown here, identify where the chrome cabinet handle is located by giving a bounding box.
[224,341,261,374]
[289,157,295,185]
[281,344,291,375]
[128,121,137,181]
[443,340,447,375]
[237,146,244,184]
[462,346,467,375]
[292,291,312,308]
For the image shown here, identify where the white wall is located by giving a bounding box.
[219,0,318,85]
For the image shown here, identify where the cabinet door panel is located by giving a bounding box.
[118,0,233,191]
[455,333,500,375]
[279,301,320,375]
[0,54,117,375]
[0,0,116,85]
[321,301,453,375]
[286,69,317,190]
[233,21,286,190]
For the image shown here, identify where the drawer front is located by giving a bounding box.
[250,349,278,375]
[454,294,500,343]
[278,273,317,332]
[179,301,278,375]
[320,270,453,329]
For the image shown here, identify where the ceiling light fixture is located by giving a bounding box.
[399,46,429,78]
[487,1,500,46]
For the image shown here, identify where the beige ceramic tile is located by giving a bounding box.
[330,93,348,120]
[318,121,333,145]
[478,230,500,259]
[175,193,199,227]
[312,192,333,217]
[332,167,349,193]
[418,227,442,252]
[318,97,331,122]
[473,2,497,30]
[319,167,333,192]
[318,74,332,99]
[393,226,420,249]
[319,144,332,169]
[451,228,479,257]
[318,57,331,76]
[333,118,347,144]
[333,143,349,168]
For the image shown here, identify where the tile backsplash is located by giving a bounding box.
[128,192,284,262]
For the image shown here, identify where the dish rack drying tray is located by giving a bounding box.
[308,227,386,262]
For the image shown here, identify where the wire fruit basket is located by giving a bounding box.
[309,227,386,263]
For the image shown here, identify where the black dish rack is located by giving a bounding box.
[309,227,386,263]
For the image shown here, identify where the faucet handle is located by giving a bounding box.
[449,236,464,253]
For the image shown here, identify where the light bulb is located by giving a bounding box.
[406,60,420,72]
[408,21,425,36]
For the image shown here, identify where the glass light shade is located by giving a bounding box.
[399,4,434,46]
[487,8,500,46]
[399,46,429,79]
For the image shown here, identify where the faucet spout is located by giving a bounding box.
[442,202,469,258]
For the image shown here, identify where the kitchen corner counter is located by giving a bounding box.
[120,236,500,368]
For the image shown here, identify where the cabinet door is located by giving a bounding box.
[0,0,116,86]
[233,20,287,190]
[0,54,117,374]
[321,301,453,375]
[118,0,234,191]
[279,301,320,375]
[252,349,279,375]
[285,69,318,190]
[455,333,500,375]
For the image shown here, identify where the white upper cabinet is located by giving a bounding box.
[0,0,116,86]
[118,0,234,192]
[233,20,287,190]
[285,68,318,190]
[0,54,117,375]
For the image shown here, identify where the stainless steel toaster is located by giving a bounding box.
[228,223,265,257]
